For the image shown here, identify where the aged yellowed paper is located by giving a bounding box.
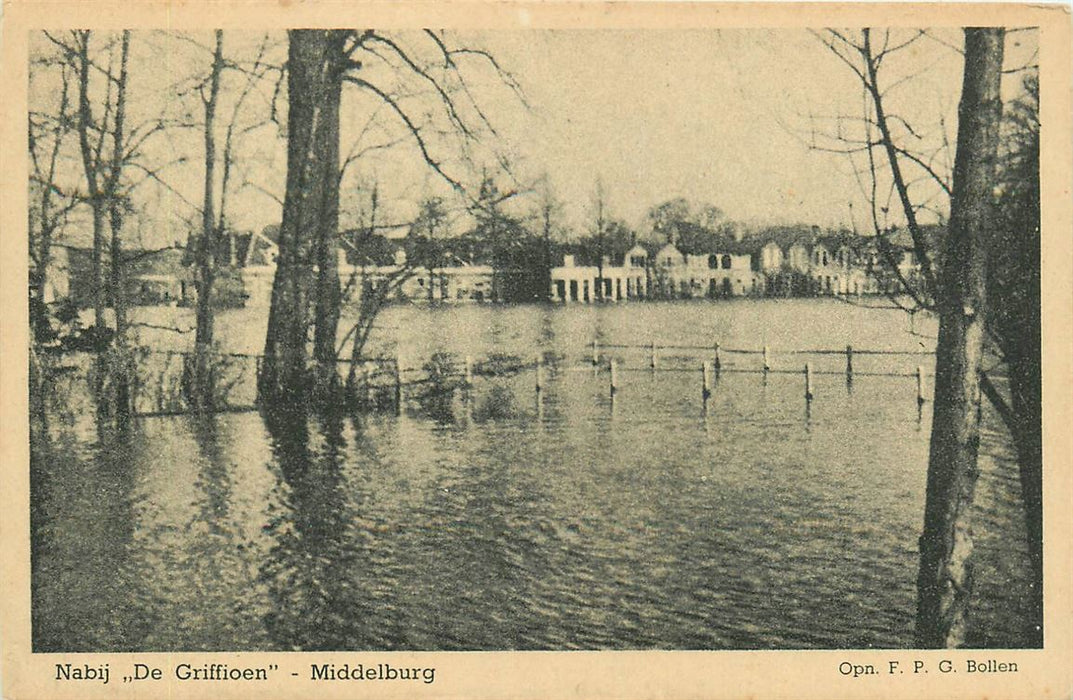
[2,2,1071,699]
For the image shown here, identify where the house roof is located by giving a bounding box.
[816,231,857,251]
[655,242,684,259]
[739,224,817,255]
[873,224,946,251]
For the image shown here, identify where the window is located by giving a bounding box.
[721,254,732,270]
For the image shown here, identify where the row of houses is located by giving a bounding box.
[34,226,927,311]
[243,254,500,307]
[547,228,925,303]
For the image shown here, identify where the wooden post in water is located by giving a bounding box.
[845,345,854,380]
[650,341,658,370]
[702,361,712,401]
[393,353,402,414]
[536,358,545,420]
[714,342,722,373]
[609,359,618,397]
[464,355,473,387]
[916,366,925,405]
[762,345,770,374]
[805,362,814,402]
[591,340,599,367]
[363,362,374,406]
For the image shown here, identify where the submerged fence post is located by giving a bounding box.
[393,352,402,414]
[916,366,926,405]
[714,342,722,373]
[609,359,618,397]
[702,361,712,401]
[535,357,544,395]
[464,355,473,387]
[805,362,814,402]
[845,344,854,380]
[650,341,658,370]
[592,340,599,367]
[762,345,770,374]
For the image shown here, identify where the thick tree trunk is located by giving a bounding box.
[914,27,1005,648]
[261,30,345,404]
[311,53,343,381]
[989,75,1043,645]
[1007,339,1043,644]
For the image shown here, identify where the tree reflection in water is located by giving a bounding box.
[259,404,396,649]
[30,364,150,651]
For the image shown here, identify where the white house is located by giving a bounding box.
[550,251,648,303]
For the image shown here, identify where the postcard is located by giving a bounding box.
[2,2,1070,698]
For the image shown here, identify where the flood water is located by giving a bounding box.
[30,300,1036,650]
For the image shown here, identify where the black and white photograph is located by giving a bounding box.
[5,2,1072,697]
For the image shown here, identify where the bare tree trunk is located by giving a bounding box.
[914,27,1005,648]
[74,32,107,331]
[594,181,606,302]
[541,198,553,303]
[30,63,73,342]
[261,30,345,403]
[107,31,131,341]
[186,30,225,409]
[196,30,223,353]
[312,49,343,382]
[1008,342,1043,642]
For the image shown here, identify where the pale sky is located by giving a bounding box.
[482,28,963,231]
[31,28,1038,245]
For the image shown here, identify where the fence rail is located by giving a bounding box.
[124,339,934,418]
[590,340,933,356]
